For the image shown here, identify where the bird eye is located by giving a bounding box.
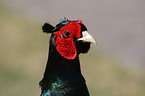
[63,31,71,37]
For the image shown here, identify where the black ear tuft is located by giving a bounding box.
[42,23,54,33]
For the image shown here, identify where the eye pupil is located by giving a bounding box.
[64,31,70,37]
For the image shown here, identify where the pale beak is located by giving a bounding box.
[77,31,96,44]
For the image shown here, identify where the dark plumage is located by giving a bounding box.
[39,18,96,96]
[42,23,54,33]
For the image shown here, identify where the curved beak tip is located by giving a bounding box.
[78,31,97,45]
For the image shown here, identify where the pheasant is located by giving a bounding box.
[39,18,96,96]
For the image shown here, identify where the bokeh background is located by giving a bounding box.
[0,0,145,96]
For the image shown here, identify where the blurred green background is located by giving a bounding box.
[0,0,145,96]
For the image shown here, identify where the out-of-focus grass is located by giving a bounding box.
[0,2,145,96]
[81,51,145,96]
[0,1,48,95]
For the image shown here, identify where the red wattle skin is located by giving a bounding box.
[54,22,82,59]
[55,36,77,59]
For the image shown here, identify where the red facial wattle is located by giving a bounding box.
[54,22,81,59]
